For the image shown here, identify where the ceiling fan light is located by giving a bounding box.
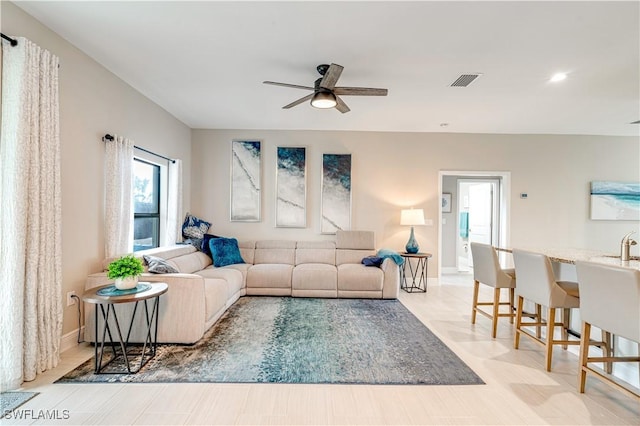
[311,91,337,109]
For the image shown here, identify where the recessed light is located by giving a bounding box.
[550,73,567,83]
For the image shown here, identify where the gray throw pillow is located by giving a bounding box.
[143,255,179,274]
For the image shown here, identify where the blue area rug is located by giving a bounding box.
[0,392,39,418]
[56,297,483,385]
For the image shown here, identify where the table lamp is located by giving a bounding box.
[400,208,425,254]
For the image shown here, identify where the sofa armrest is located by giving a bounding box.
[380,258,400,299]
[84,272,208,344]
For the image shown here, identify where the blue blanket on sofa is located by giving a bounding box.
[376,249,405,265]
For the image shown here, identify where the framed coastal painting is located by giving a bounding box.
[442,193,452,213]
[590,181,640,220]
[230,140,261,222]
[275,146,306,227]
[321,153,352,234]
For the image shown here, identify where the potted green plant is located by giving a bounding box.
[107,254,144,290]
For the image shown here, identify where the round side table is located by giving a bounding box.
[83,282,168,374]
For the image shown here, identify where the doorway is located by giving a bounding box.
[457,179,501,271]
[438,171,511,278]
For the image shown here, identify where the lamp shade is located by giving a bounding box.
[311,91,337,109]
[400,209,425,226]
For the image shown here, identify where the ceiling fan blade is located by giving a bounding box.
[283,94,314,109]
[335,96,350,113]
[264,81,314,91]
[319,63,344,90]
[333,87,388,96]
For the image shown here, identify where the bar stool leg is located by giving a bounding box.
[601,331,612,374]
[492,288,501,338]
[562,308,570,350]
[509,288,515,324]
[514,296,524,349]
[578,321,591,393]
[546,307,556,372]
[471,280,480,324]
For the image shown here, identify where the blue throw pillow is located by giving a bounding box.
[210,237,245,267]
[201,233,222,258]
[181,213,211,239]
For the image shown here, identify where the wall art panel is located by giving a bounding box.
[590,181,640,220]
[230,140,261,221]
[321,153,352,234]
[276,146,306,227]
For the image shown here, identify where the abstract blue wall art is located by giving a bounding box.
[590,181,640,220]
[231,140,261,221]
[276,147,306,227]
[321,153,352,234]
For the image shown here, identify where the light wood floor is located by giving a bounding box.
[11,274,640,425]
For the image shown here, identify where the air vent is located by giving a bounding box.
[450,73,482,87]
[631,120,640,124]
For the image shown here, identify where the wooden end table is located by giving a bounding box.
[83,281,168,374]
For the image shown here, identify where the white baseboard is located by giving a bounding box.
[60,326,84,353]
[441,267,459,274]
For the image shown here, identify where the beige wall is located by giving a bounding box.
[192,129,640,275]
[3,3,192,336]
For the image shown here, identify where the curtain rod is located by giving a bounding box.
[102,134,175,164]
[1,33,18,46]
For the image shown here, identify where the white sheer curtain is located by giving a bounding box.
[0,37,62,390]
[166,158,183,244]
[104,135,134,258]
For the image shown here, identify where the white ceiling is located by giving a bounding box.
[14,1,640,136]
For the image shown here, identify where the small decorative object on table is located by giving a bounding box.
[107,254,144,290]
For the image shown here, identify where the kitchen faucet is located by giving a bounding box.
[620,231,637,261]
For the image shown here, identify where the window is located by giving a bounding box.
[133,159,160,251]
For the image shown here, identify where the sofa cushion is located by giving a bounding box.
[170,251,212,273]
[102,244,196,271]
[216,263,251,285]
[295,241,336,265]
[182,212,211,239]
[143,255,179,274]
[254,240,296,265]
[202,278,228,323]
[336,249,376,266]
[292,263,337,291]
[210,238,245,267]
[247,264,293,288]
[337,263,384,291]
[238,240,256,264]
[196,268,244,301]
[336,230,375,250]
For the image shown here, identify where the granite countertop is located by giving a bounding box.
[496,247,640,270]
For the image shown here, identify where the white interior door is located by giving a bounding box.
[467,182,494,268]
[468,183,493,244]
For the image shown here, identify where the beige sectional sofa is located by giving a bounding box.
[84,231,400,344]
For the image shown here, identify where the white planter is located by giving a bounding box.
[114,276,138,290]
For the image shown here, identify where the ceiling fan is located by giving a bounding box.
[263,63,388,113]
